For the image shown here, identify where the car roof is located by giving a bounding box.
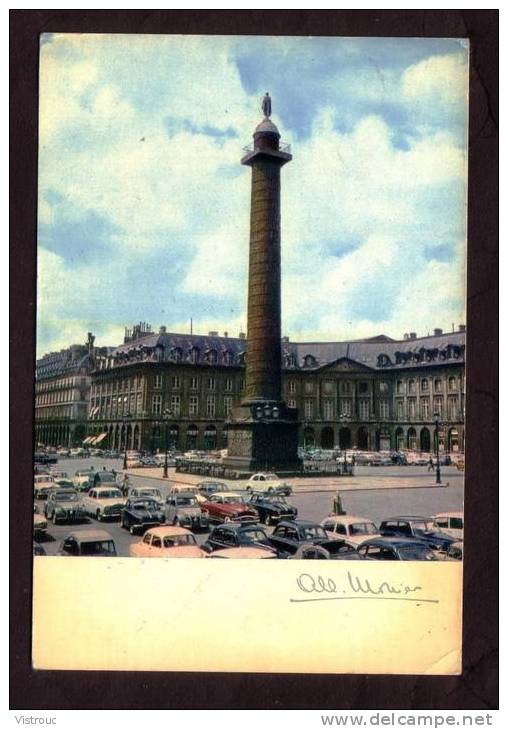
[144,526,192,537]
[171,491,198,498]
[322,515,376,525]
[212,522,261,532]
[360,537,430,547]
[208,547,276,559]
[278,519,320,528]
[65,529,114,542]
[91,485,122,491]
[381,515,433,521]
[433,511,463,519]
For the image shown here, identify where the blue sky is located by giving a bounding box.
[37,34,468,355]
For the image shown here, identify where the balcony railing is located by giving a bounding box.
[242,141,292,155]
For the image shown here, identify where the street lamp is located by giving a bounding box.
[122,411,132,471]
[433,411,442,485]
[162,408,174,479]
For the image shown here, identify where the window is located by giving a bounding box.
[359,382,368,394]
[408,398,416,419]
[434,378,442,393]
[304,381,313,394]
[154,374,162,389]
[171,375,181,389]
[379,381,389,394]
[206,396,216,417]
[189,396,199,416]
[208,377,216,391]
[206,349,218,364]
[304,400,314,418]
[225,378,233,392]
[189,347,200,363]
[323,399,334,420]
[448,376,457,392]
[397,400,405,420]
[224,396,233,416]
[420,397,429,420]
[359,399,369,419]
[396,380,404,395]
[379,399,390,419]
[323,380,334,394]
[288,399,296,409]
[434,397,443,417]
[288,380,297,394]
[152,395,162,415]
[421,378,429,392]
[448,395,458,420]
[151,537,162,549]
[408,379,416,394]
[170,395,181,416]
[190,376,199,390]
[340,399,352,417]
[340,381,351,395]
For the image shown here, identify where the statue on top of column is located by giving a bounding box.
[261,92,272,118]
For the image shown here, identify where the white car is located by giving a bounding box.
[321,515,381,547]
[129,486,164,508]
[82,486,126,521]
[246,472,293,496]
[432,511,464,541]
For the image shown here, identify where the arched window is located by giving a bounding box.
[303,354,316,368]
[377,354,392,367]
[396,380,404,395]
[421,378,429,392]
[434,378,442,392]
[448,376,456,391]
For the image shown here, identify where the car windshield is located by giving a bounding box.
[240,529,268,544]
[80,540,116,556]
[132,499,159,508]
[223,496,243,504]
[449,518,463,529]
[350,522,378,536]
[411,520,434,535]
[98,490,122,499]
[397,545,437,561]
[176,497,198,507]
[136,490,160,498]
[162,534,197,547]
[300,526,328,540]
[55,492,79,502]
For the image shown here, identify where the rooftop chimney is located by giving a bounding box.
[433,328,443,337]
[409,332,417,340]
[458,324,466,332]
[281,336,290,343]
[223,331,228,338]
[208,331,218,337]
[239,331,246,340]
[159,326,167,334]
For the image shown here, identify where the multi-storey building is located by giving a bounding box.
[86,323,465,454]
[34,334,112,447]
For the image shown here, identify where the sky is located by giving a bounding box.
[37,34,469,356]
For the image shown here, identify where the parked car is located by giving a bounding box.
[379,516,456,552]
[33,541,46,556]
[357,537,439,561]
[164,492,209,531]
[200,492,259,524]
[33,504,48,538]
[445,541,463,561]
[34,475,56,500]
[34,474,55,488]
[207,547,277,559]
[129,526,204,558]
[49,470,69,480]
[248,492,297,525]
[44,489,87,524]
[73,469,95,492]
[129,486,164,508]
[291,542,363,560]
[321,515,381,547]
[92,471,118,487]
[196,481,230,499]
[57,529,117,556]
[82,486,126,521]
[432,511,464,541]
[245,472,293,496]
[201,523,274,553]
[53,478,75,489]
[268,519,332,558]
[121,497,165,534]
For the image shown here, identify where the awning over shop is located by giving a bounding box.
[82,436,94,445]
[93,433,108,444]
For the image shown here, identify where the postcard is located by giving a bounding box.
[32,33,468,674]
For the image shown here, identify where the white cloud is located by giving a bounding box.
[401,53,469,105]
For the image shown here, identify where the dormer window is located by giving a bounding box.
[188,346,200,364]
[205,348,218,365]
[285,353,297,368]
[236,351,246,366]
[222,349,234,365]
[303,354,316,368]
[377,353,392,367]
[169,347,183,363]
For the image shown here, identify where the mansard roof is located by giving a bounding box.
[97,328,465,373]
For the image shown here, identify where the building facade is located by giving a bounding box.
[35,334,112,447]
[85,323,465,455]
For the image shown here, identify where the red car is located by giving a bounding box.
[200,492,259,524]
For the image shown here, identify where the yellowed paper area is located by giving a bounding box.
[33,558,462,674]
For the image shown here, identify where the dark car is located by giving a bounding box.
[121,497,165,534]
[202,523,275,554]
[44,488,87,524]
[57,529,117,557]
[248,492,297,526]
[379,516,456,552]
[268,519,332,558]
[357,537,439,561]
[33,541,46,556]
[197,481,230,498]
[93,471,118,487]
[291,542,363,560]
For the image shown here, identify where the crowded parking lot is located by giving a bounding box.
[33,450,464,560]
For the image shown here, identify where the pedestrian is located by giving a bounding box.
[333,491,345,516]
[121,473,130,497]
[428,456,434,472]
